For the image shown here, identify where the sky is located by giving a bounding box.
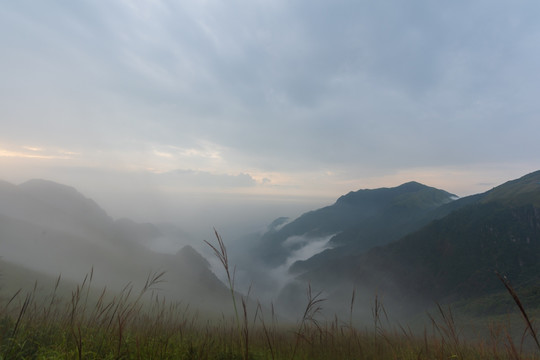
[1,0,540,235]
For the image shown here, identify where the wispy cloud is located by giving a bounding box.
[22,146,44,152]
[0,147,76,160]
[153,150,173,158]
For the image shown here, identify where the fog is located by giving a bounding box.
[0,175,401,324]
[1,168,333,250]
[223,234,335,304]
[0,177,343,320]
[0,172,531,331]
[98,191,333,260]
[3,0,540,341]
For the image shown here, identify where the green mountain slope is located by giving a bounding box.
[297,170,540,314]
[256,181,456,267]
[480,170,540,206]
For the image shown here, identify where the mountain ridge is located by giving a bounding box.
[255,181,457,268]
[283,170,540,317]
[0,178,233,313]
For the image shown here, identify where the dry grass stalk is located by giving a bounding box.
[290,283,325,360]
[496,271,540,352]
[205,229,248,360]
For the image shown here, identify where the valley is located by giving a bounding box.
[1,171,540,358]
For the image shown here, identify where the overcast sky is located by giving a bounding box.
[1,0,540,233]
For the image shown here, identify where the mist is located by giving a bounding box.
[220,233,335,305]
[0,176,339,319]
[2,168,333,251]
[3,1,540,356]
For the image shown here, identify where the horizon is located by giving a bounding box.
[2,1,540,234]
[0,168,537,245]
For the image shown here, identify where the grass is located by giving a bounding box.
[0,232,539,359]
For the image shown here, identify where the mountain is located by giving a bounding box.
[112,218,163,248]
[160,245,230,301]
[294,170,540,316]
[479,170,540,206]
[255,181,456,267]
[0,179,231,313]
[19,179,113,232]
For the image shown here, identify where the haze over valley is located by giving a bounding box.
[2,1,540,357]
[2,170,540,326]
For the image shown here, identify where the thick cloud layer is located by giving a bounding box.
[1,0,540,219]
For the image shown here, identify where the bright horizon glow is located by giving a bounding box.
[1,145,533,198]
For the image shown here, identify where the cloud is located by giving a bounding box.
[22,146,44,152]
[153,150,173,159]
[163,169,257,189]
[1,0,540,200]
[0,146,76,160]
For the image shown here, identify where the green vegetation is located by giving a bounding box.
[2,170,540,359]
[480,170,540,207]
[1,234,539,359]
[1,278,539,359]
[257,181,456,268]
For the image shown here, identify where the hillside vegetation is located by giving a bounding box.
[2,247,540,359]
[2,172,540,358]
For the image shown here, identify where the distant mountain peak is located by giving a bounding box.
[20,178,79,192]
[19,179,100,208]
[256,180,457,267]
[176,245,211,268]
[396,181,428,191]
[18,178,113,230]
[335,181,455,207]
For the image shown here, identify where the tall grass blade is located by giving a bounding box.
[496,271,540,351]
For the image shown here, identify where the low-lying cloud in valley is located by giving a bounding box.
[3,1,540,341]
